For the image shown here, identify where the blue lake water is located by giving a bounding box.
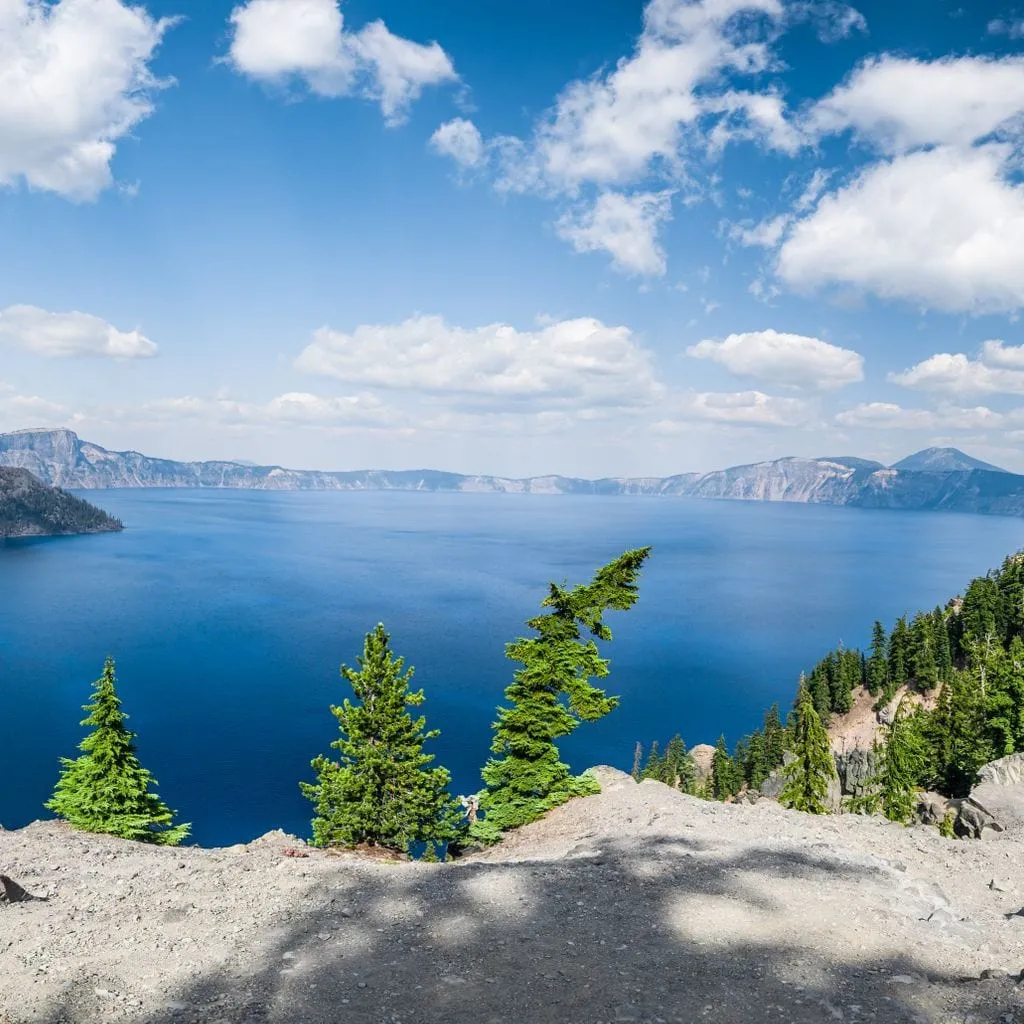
[2,490,1023,846]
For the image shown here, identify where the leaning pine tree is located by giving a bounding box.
[301,624,462,854]
[471,547,651,845]
[779,678,837,815]
[46,657,189,845]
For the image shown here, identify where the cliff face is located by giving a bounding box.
[0,466,123,538]
[3,428,1024,518]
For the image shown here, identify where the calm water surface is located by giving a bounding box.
[2,490,1022,845]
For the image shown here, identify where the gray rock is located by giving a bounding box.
[835,749,877,797]
[963,753,1024,836]
[915,791,950,827]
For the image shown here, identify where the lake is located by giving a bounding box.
[2,490,1022,846]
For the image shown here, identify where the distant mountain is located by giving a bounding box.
[890,447,1007,474]
[0,466,122,538]
[3,428,1024,519]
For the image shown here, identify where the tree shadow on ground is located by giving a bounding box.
[25,831,1024,1024]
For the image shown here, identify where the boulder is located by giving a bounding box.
[834,749,877,797]
[688,744,716,786]
[953,798,1005,840]
[963,753,1024,837]
[915,791,950,827]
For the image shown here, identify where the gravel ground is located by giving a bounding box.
[2,767,1023,1024]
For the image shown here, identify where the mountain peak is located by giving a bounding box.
[890,447,1007,474]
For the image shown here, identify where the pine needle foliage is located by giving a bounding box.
[301,624,462,854]
[46,657,189,845]
[873,699,928,823]
[780,681,837,815]
[472,547,651,844]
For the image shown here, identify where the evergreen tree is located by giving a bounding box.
[887,616,910,692]
[639,740,663,781]
[47,657,189,845]
[761,704,787,777]
[631,741,644,781]
[871,699,927,823]
[662,734,695,791]
[866,621,888,695]
[932,607,953,685]
[301,624,462,853]
[472,548,651,844]
[779,682,837,815]
[909,613,938,690]
[712,735,741,800]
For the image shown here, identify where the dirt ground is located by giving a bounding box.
[2,767,1023,1024]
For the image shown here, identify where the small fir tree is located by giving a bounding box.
[631,741,644,781]
[472,547,651,844]
[779,680,837,815]
[46,657,189,845]
[866,621,889,695]
[301,624,462,853]
[711,735,742,800]
[871,699,927,823]
[639,740,663,781]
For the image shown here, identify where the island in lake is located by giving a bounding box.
[0,466,123,538]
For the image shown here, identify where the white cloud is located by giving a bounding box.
[653,390,812,429]
[835,402,1004,431]
[980,339,1024,370]
[729,214,789,248]
[788,1,866,43]
[889,350,1024,395]
[226,0,457,124]
[988,18,1024,39]
[430,118,485,169]
[809,55,1024,154]
[294,314,662,408]
[687,329,863,390]
[494,0,786,193]
[0,305,158,358]
[556,191,674,276]
[140,391,399,428]
[0,382,67,425]
[0,0,174,200]
[777,145,1024,314]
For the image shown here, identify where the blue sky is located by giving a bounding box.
[2,0,1024,476]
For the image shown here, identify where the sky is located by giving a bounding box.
[3,0,1024,476]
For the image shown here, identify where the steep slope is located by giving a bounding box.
[2,769,1022,1023]
[892,447,1007,473]
[0,467,122,538]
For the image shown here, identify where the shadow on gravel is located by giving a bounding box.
[30,835,1024,1024]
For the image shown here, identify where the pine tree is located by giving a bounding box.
[46,657,189,845]
[779,681,837,815]
[472,548,651,843]
[866,621,888,695]
[711,735,741,800]
[662,734,689,789]
[887,616,909,692]
[909,613,938,690]
[932,607,953,685]
[871,699,927,823]
[761,704,787,778]
[631,741,644,781]
[301,624,462,853]
[639,740,663,781]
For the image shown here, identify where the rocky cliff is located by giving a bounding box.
[0,467,122,538]
[4,428,1024,518]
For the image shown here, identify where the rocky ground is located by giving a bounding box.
[3,767,1024,1024]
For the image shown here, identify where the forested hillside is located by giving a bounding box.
[0,467,123,538]
[638,552,1024,804]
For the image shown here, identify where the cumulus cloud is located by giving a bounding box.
[294,314,662,408]
[835,402,1004,431]
[889,349,1024,396]
[429,118,485,169]
[0,305,158,359]
[556,191,674,276]
[0,381,67,425]
[226,0,457,124]
[988,18,1024,39]
[653,390,812,429]
[788,1,867,43]
[808,56,1024,153]
[430,0,806,274]
[777,145,1024,314]
[687,329,863,390]
[0,0,174,200]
